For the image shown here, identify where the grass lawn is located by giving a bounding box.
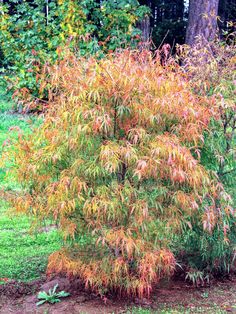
[131,309,234,313]
[0,201,61,282]
[0,81,62,282]
[127,307,232,314]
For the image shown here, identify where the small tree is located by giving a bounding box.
[9,50,232,297]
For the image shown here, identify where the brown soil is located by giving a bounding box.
[0,276,235,314]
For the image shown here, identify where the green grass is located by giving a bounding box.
[0,201,62,282]
[0,81,62,282]
[127,307,230,314]
[0,83,12,113]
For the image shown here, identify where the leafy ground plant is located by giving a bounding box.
[36,283,70,306]
[185,270,209,287]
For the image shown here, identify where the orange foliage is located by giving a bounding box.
[7,49,233,297]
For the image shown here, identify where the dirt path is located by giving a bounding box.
[0,277,235,314]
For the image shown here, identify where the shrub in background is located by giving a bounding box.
[176,36,236,276]
[6,50,234,297]
[0,0,149,101]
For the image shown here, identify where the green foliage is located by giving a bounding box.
[36,283,70,306]
[0,78,13,112]
[176,37,236,276]
[177,223,236,276]
[126,306,231,314]
[185,270,209,287]
[0,0,148,100]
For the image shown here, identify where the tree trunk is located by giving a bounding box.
[138,0,152,42]
[186,0,219,46]
[138,16,151,42]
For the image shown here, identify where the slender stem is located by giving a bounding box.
[45,0,49,26]
[114,100,117,138]
[219,168,236,177]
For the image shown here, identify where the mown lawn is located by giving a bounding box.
[0,82,62,282]
[0,202,61,282]
[128,308,232,314]
[128,307,235,314]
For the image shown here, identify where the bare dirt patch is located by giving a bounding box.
[0,276,235,313]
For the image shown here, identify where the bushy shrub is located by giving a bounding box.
[178,221,236,277]
[6,49,234,296]
[176,37,236,275]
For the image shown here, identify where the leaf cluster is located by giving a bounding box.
[36,283,70,306]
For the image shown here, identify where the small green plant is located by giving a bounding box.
[36,284,70,306]
[185,270,210,287]
[201,291,209,299]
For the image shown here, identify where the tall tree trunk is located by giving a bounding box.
[138,0,152,42]
[138,16,151,42]
[186,0,219,46]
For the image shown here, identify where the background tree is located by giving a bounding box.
[138,0,152,41]
[186,0,220,45]
[1,0,235,53]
